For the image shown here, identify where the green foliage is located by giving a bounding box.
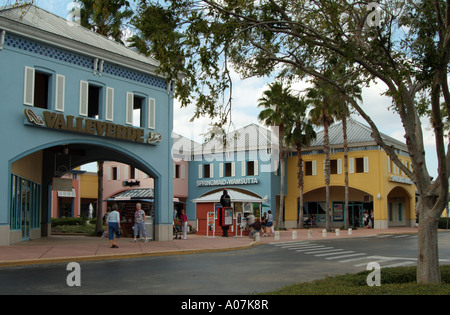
[76,0,132,44]
[438,217,450,229]
[265,266,450,295]
[51,217,87,227]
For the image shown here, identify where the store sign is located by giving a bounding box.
[389,175,414,185]
[52,177,73,191]
[24,108,162,144]
[196,177,258,187]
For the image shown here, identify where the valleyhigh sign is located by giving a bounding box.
[24,108,162,144]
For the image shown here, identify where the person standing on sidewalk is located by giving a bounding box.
[180,209,189,240]
[107,204,121,248]
[132,203,149,243]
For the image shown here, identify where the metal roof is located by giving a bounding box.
[109,188,154,200]
[306,119,408,151]
[0,5,161,74]
[192,189,264,203]
[195,123,275,154]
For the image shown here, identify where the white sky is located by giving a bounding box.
[3,0,442,179]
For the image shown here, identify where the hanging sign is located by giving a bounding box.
[24,108,162,145]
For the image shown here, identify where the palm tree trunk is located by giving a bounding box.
[343,117,349,229]
[297,143,304,229]
[324,120,331,232]
[277,126,285,229]
[95,160,104,234]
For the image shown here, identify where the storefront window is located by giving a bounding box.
[10,174,41,234]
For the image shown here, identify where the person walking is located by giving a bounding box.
[107,204,121,248]
[131,203,149,243]
[266,210,274,236]
[180,209,189,240]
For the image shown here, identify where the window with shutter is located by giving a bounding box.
[105,87,114,121]
[55,74,65,112]
[79,81,89,116]
[148,98,156,129]
[23,66,35,106]
[126,92,134,125]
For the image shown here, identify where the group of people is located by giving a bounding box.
[363,210,374,229]
[248,210,274,237]
[103,203,150,248]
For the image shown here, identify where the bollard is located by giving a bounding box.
[335,229,340,236]
[292,230,297,240]
[308,229,313,239]
[322,229,327,237]
[348,228,352,235]
[254,232,260,242]
[275,231,280,240]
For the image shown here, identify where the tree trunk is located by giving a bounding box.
[343,117,349,230]
[277,150,286,229]
[297,143,304,229]
[417,205,441,284]
[95,160,104,234]
[323,121,331,232]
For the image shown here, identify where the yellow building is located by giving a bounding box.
[285,120,417,229]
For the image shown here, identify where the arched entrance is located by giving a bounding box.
[301,186,374,228]
[8,139,165,244]
[387,186,413,227]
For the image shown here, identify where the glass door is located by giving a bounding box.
[21,183,31,241]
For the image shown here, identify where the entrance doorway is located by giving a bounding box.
[21,184,31,241]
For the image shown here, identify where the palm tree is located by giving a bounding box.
[284,96,316,229]
[258,82,292,230]
[76,0,132,234]
[77,0,133,44]
[333,85,362,229]
[307,85,335,232]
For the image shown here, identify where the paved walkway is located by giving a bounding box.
[0,227,420,267]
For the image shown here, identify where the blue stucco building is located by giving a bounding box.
[0,5,174,244]
[186,124,284,235]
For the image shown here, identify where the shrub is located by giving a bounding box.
[51,217,86,227]
[438,217,450,229]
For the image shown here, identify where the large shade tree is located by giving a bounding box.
[130,0,450,284]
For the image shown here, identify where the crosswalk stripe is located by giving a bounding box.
[273,241,311,246]
[326,253,366,260]
[277,243,314,248]
[296,247,334,253]
[353,257,399,267]
[382,261,415,268]
[305,248,344,255]
[314,250,354,257]
[302,247,336,254]
[286,245,324,250]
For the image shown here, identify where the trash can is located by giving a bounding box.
[145,216,154,240]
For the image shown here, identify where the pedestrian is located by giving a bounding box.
[262,212,267,236]
[266,210,274,236]
[363,210,370,228]
[370,210,374,229]
[131,203,149,243]
[101,207,111,238]
[180,209,189,239]
[249,217,262,239]
[107,204,121,248]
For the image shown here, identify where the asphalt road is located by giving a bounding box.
[0,232,449,295]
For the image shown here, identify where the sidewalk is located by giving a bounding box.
[0,227,419,267]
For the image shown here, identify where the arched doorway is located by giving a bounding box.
[8,139,164,243]
[387,186,413,227]
[301,186,374,228]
